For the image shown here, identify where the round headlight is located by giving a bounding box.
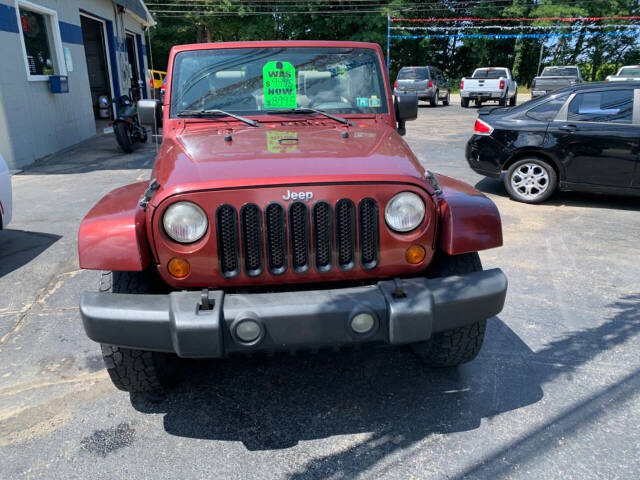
[163,202,208,243]
[385,192,425,232]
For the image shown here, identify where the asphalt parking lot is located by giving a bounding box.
[1,96,639,479]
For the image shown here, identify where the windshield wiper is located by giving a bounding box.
[266,108,355,126]
[177,109,260,127]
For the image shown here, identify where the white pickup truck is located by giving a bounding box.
[460,67,518,107]
[605,65,640,82]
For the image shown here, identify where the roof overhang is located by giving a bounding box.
[113,0,156,27]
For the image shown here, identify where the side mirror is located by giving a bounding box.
[137,99,163,133]
[394,93,418,136]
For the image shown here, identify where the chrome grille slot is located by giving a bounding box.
[313,201,332,271]
[216,204,239,278]
[240,204,263,277]
[289,202,310,272]
[358,198,379,269]
[335,199,356,270]
[265,203,287,275]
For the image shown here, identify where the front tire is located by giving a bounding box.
[504,157,557,204]
[410,253,487,367]
[99,271,178,393]
[114,122,135,153]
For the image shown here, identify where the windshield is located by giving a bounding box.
[541,67,579,77]
[397,67,429,80]
[472,69,508,79]
[170,47,387,117]
[618,67,640,77]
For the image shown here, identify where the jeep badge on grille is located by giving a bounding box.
[282,190,314,201]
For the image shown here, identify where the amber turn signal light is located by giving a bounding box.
[405,245,426,264]
[168,257,190,278]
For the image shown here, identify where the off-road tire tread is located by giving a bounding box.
[411,252,487,367]
[101,344,165,392]
[99,271,177,393]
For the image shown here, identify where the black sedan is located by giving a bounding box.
[466,82,640,203]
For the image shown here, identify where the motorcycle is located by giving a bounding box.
[110,87,148,153]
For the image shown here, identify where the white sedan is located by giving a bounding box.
[0,154,12,229]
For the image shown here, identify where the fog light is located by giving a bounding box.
[350,313,375,334]
[405,245,426,264]
[168,257,190,278]
[235,320,262,343]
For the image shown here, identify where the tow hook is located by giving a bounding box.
[199,289,216,312]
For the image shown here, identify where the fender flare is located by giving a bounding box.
[435,174,503,255]
[78,182,151,271]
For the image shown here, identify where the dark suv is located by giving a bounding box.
[394,66,451,106]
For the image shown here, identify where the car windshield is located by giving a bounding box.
[472,69,508,79]
[542,67,579,77]
[618,67,640,77]
[397,67,429,80]
[170,47,388,117]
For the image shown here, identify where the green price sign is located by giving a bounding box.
[263,61,297,109]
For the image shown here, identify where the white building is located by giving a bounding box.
[0,0,154,169]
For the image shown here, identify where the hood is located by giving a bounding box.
[150,123,427,205]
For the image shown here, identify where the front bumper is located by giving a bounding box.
[80,269,507,358]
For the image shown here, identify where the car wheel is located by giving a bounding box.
[443,91,450,106]
[98,271,179,393]
[475,99,482,107]
[498,95,507,107]
[510,91,517,106]
[504,158,557,204]
[410,252,486,366]
[430,92,438,107]
[461,97,469,108]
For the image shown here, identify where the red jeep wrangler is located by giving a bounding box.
[78,41,507,393]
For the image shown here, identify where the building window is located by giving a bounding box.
[15,1,66,80]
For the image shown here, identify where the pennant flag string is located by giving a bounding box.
[390,24,640,31]
[390,31,634,40]
[391,16,640,23]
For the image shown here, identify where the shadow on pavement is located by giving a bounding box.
[475,177,640,211]
[19,133,158,175]
[129,293,640,478]
[132,317,541,452]
[0,229,61,278]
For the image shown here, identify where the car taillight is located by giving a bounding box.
[460,80,464,90]
[394,80,398,88]
[428,80,434,88]
[499,79,505,90]
[474,119,494,135]
[149,77,153,88]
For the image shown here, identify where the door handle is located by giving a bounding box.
[559,124,578,132]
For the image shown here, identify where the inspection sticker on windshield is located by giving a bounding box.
[263,61,297,109]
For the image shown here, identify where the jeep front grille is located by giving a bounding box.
[216,198,379,278]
